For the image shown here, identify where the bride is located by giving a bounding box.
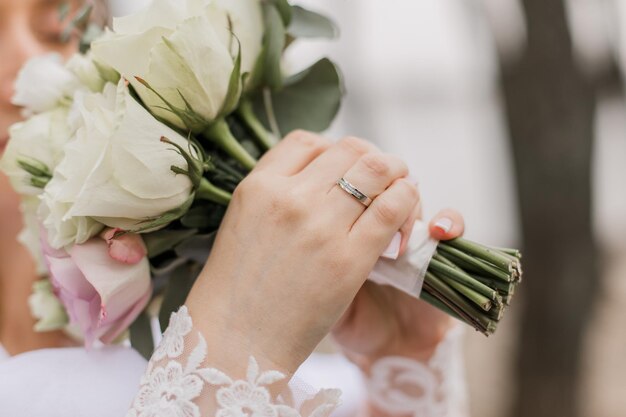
[0,1,469,416]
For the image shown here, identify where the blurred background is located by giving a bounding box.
[115,1,626,416]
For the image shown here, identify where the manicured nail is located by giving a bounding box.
[434,217,453,234]
[382,232,402,259]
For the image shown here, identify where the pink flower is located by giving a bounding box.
[41,228,152,347]
[100,228,148,265]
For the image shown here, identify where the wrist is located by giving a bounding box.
[185,281,309,378]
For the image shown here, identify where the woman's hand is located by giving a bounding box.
[332,209,465,367]
[185,131,420,376]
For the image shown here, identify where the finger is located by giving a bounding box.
[328,152,409,224]
[351,178,419,260]
[254,130,331,176]
[397,195,422,256]
[429,208,465,240]
[380,186,421,259]
[298,136,378,186]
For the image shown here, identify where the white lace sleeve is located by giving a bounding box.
[364,326,469,417]
[126,306,342,417]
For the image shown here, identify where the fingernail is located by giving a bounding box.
[382,232,402,260]
[434,217,453,234]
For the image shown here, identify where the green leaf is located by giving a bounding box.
[130,311,155,360]
[268,0,293,26]
[17,157,51,178]
[248,4,286,91]
[160,135,205,189]
[253,58,343,135]
[288,6,339,39]
[159,262,200,333]
[143,228,198,258]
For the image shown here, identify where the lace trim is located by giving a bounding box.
[127,306,341,417]
[366,326,469,417]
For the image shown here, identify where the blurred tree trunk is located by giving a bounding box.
[499,1,599,416]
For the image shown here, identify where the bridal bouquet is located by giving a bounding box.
[1,0,521,355]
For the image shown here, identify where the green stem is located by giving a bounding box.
[428,258,498,300]
[203,119,257,171]
[470,274,516,295]
[488,246,522,259]
[237,99,277,150]
[420,291,464,322]
[423,272,496,335]
[436,274,494,312]
[196,178,232,206]
[263,87,281,138]
[437,243,513,282]
[432,252,460,269]
[445,238,516,272]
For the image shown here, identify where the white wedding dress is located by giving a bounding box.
[0,306,469,417]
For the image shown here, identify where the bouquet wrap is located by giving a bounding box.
[369,221,437,298]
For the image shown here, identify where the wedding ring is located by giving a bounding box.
[336,177,373,207]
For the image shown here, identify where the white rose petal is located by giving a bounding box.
[91,0,263,129]
[39,180,104,250]
[0,108,72,197]
[66,53,107,93]
[12,53,81,115]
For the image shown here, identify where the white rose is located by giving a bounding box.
[41,81,194,249]
[12,53,81,115]
[39,181,105,250]
[91,0,263,130]
[65,53,107,93]
[0,108,72,197]
[28,279,69,332]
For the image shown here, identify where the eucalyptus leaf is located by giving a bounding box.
[130,311,155,360]
[288,6,339,39]
[253,58,343,135]
[159,262,200,332]
[144,228,198,258]
[248,4,286,91]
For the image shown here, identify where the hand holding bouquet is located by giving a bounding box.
[1,0,521,355]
